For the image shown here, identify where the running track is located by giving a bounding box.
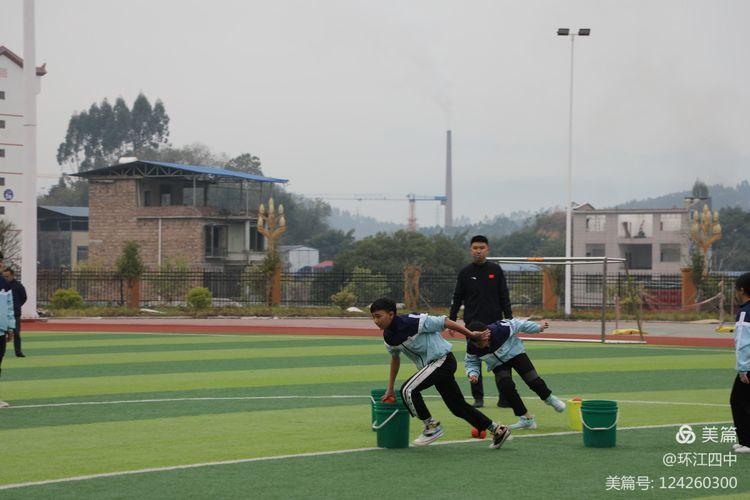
[23,320,734,348]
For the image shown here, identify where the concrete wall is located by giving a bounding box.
[0,55,42,232]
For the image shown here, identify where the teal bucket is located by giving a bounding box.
[581,400,618,448]
[372,400,410,449]
[370,389,402,432]
[583,400,618,408]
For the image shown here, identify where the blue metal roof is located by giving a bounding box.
[39,205,89,218]
[74,160,288,184]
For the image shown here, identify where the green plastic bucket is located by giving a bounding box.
[372,400,410,449]
[583,400,618,408]
[370,389,402,432]
[581,400,618,448]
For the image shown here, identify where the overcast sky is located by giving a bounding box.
[2,0,749,226]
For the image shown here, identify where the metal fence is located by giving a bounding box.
[36,269,547,308]
[570,273,683,309]
[36,269,733,311]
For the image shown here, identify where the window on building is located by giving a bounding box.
[205,224,228,257]
[0,207,4,215]
[660,213,682,232]
[623,244,653,270]
[249,226,264,251]
[159,185,172,206]
[76,246,89,262]
[0,177,4,186]
[585,215,606,232]
[143,190,152,206]
[39,219,59,231]
[72,220,89,231]
[0,149,5,158]
[586,244,605,257]
[618,214,653,239]
[0,120,5,129]
[0,68,6,78]
[660,244,682,263]
[0,91,5,99]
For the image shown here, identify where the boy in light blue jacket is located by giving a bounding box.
[730,272,750,454]
[0,289,16,409]
[465,318,566,430]
[371,297,511,449]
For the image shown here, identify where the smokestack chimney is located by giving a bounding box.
[444,130,453,228]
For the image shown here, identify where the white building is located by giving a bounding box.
[279,245,320,273]
[573,203,694,274]
[0,45,46,255]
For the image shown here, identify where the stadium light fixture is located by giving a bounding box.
[557,28,591,316]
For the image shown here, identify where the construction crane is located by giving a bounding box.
[310,193,447,231]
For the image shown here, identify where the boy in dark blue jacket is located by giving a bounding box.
[466,318,566,430]
[371,297,511,449]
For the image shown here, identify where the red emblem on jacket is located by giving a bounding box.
[489,274,495,279]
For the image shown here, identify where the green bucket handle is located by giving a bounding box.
[372,409,400,431]
[580,409,618,431]
[370,396,376,404]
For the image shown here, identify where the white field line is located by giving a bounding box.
[4,395,730,410]
[0,420,732,492]
[521,337,646,344]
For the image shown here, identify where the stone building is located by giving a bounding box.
[75,160,288,271]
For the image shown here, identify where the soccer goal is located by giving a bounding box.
[488,256,645,344]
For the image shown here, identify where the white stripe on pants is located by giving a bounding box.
[401,355,447,417]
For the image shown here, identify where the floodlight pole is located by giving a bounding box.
[601,258,608,343]
[22,0,39,319]
[558,28,590,316]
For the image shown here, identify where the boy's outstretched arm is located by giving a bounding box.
[444,318,490,342]
[509,318,549,335]
[465,353,481,383]
[383,354,401,401]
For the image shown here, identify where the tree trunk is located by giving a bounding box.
[126,277,141,309]
[270,269,282,306]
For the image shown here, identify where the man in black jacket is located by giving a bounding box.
[2,268,27,357]
[449,235,513,408]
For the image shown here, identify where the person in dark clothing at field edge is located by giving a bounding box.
[449,235,513,408]
[730,272,750,454]
[2,268,27,357]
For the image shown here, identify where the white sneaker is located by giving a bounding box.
[545,395,566,413]
[0,401,9,409]
[412,421,444,446]
[509,415,537,430]
[734,445,750,454]
[732,443,742,451]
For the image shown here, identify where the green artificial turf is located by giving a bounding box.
[0,331,746,499]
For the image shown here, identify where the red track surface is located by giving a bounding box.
[24,321,734,348]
